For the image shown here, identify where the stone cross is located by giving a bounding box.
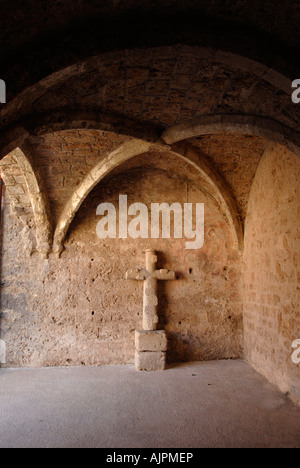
[126,249,176,331]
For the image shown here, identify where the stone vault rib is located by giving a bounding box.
[0,145,52,258]
[52,137,243,254]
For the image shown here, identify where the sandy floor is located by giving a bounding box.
[0,360,299,448]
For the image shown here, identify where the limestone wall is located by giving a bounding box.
[243,143,300,403]
[0,156,243,367]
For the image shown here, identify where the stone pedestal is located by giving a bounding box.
[135,330,167,371]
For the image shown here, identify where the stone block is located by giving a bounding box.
[135,330,168,352]
[135,350,166,372]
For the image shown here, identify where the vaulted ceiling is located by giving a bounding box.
[0,1,299,257]
[1,0,299,100]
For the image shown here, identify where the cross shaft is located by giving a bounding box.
[126,249,176,330]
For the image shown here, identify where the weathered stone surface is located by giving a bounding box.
[0,5,298,406]
[135,330,168,352]
[0,146,52,257]
[28,130,132,223]
[188,133,268,222]
[126,249,175,331]
[0,157,243,368]
[243,143,300,405]
[135,351,166,372]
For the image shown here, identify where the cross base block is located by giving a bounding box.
[135,330,167,371]
[135,330,167,352]
[135,350,166,372]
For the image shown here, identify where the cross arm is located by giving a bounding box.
[126,268,149,281]
[153,269,176,280]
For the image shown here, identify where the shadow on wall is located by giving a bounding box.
[155,248,242,364]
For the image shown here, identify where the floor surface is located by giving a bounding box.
[0,360,299,448]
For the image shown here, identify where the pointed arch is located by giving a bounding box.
[167,142,243,250]
[53,138,243,254]
[53,139,153,254]
[1,146,52,257]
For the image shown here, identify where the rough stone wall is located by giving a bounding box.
[189,133,268,222]
[0,152,34,228]
[0,129,266,259]
[243,143,300,403]
[0,157,243,367]
[28,130,131,222]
